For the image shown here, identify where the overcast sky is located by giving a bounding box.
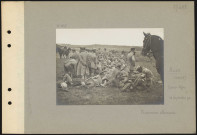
[56,28,164,46]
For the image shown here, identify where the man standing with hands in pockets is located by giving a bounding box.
[127,48,136,75]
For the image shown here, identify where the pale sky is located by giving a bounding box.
[56,28,164,46]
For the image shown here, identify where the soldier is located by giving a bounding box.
[135,65,154,89]
[63,73,73,85]
[69,49,79,76]
[76,47,89,81]
[90,49,97,76]
[103,48,108,60]
[69,49,79,59]
[121,65,154,92]
[64,58,77,78]
[119,66,130,88]
[87,49,97,77]
[121,50,127,62]
[101,63,121,87]
[85,74,102,88]
[127,48,136,75]
[95,60,102,75]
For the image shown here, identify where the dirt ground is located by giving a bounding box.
[56,51,164,105]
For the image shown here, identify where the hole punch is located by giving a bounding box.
[8,88,12,92]
[8,101,12,105]
[7,44,11,48]
[7,30,11,34]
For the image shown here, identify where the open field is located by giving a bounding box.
[56,46,164,105]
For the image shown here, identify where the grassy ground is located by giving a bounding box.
[56,51,164,105]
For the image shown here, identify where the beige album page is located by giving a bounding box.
[2,1,195,134]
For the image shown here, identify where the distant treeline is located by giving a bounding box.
[56,44,143,51]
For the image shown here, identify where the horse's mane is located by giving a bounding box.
[151,35,163,41]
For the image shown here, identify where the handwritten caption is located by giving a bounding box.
[173,4,187,12]
[167,67,192,101]
[141,110,176,115]
[168,67,186,80]
[56,24,67,28]
[168,85,186,90]
[169,96,191,101]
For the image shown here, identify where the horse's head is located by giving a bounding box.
[63,46,67,49]
[67,48,72,55]
[141,32,151,56]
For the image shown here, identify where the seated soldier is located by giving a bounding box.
[63,73,73,85]
[101,64,121,87]
[120,65,154,92]
[119,66,130,88]
[85,74,102,88]
[57,73,73,91]
[134,65,154,89]
[64,58,77,78]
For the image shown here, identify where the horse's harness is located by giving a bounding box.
[144,34,164,59]
[143,34,152,54]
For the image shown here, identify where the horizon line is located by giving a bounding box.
[56,43,143,47]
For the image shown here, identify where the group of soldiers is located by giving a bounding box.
[60,47,154,91]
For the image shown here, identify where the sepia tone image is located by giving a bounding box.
[2,1,195,134]
[56,29,164,105]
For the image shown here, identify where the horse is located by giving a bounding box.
[56,45,71,59]
[141,32,164,83]
[64,47,71,58]
[56,45,66,59]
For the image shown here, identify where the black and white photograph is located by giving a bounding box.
[2,1,195,134]
[56,29,164,105]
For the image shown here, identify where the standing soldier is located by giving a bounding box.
[86,49,91,77]
[69,49,79,77]
[103,48,108,60]
[96,60,102,74]
[121,50,127,62]
[90,49,97,76]
[127,48,136,75]
[77,47,88,81]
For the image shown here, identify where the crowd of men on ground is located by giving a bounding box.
[58,46,154,92]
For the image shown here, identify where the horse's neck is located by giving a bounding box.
[65,50,70,56]
[150,36,163,51]
[149,36,163,60]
